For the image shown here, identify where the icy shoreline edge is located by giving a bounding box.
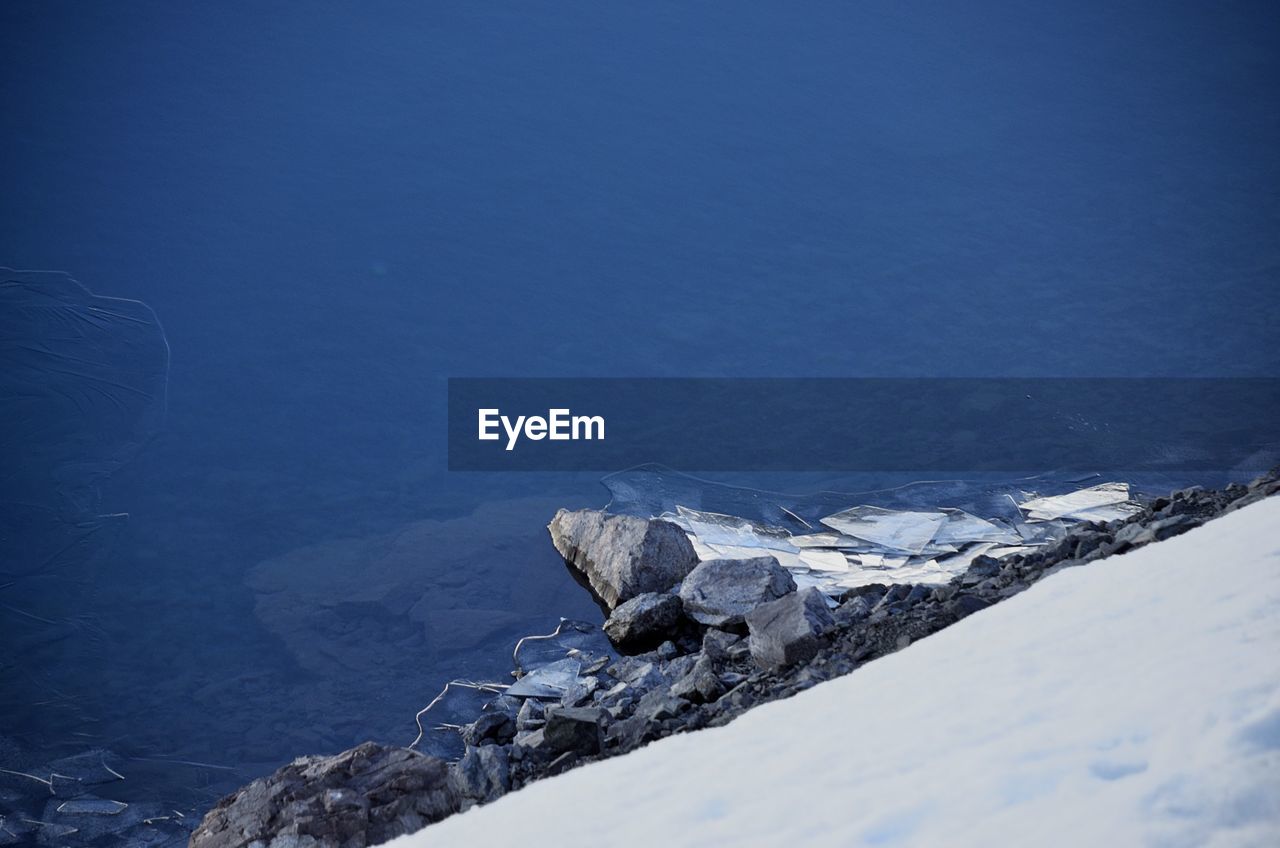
[191,469,1280,848]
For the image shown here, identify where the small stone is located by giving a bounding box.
[962,556,1001,584]
[617,660,667,695]
[544,751,579,776]
[560,676,599,707]
[656,640,679,661]
[1113,522,1146,547]
[515,699,545,731]
[671,655,725,704]
[460,711,515,747]
[701,629,742,664]
[833,594,875,628]
[875,583,913,608]
[903,584,932,605]
[947,593,991,620]
[542,706,606,757]
[452,745,510,803]
[636,689,686,722]
[512,728,546,757]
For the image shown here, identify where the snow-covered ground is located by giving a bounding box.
[394,497,1280,848]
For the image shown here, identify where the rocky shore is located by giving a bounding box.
[190,468,1279,848]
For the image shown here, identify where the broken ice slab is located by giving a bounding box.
[512,619,617,676]
[55,798,128,816]
[410,680,511,758]
[787,532,872,550]
[12,820,77,840]
[667,505,851,573]
[1018,482,1141,522]
[847,552,910,570]
[819,506,949,555]
[693,541,850,573]
[666,506,797,554]
[932,510,1024,546]
[44,750,126,786]
[505,658,584,699]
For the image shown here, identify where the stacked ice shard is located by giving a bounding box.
[662,482,1142,593]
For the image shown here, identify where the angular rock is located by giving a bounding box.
[460,711,515,747]
[512,728,547,759]
[701,629,742,664]
[746,587,835,671]
[548,509,699,609]
[833,594,875,628]
[616,659,667,694]
[190,742,458,848]
[606,714,660,751]
[542,706,606,757]
[635,689,686,723]
[560,675,599,707]
[603,592,683,651]
[678,556,797,627]
[946,593,991,620]
[515,699,545,731]
[452,745,510,804]
[671,655,725,704]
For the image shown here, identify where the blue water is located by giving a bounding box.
[2,0,1278,816]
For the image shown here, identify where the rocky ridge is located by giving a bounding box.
[190,468,1280,848]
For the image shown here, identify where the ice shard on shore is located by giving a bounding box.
[409,476,1145,760]
[1017,482,1143,523]
[655,480,1141,596]
[818,507,949,555]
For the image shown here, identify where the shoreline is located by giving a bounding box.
[191,467,1280,847]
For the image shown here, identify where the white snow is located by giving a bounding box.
[393,498,1280,848]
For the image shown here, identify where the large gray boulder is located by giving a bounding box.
[190,742,458,848]
[603,591,683,650]
[746,587,835,671]
[678,556,797,627]
[548,509,699,609]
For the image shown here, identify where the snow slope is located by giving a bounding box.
[394,498,1280,848]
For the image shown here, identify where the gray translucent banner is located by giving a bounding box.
[447,378,1280,472]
